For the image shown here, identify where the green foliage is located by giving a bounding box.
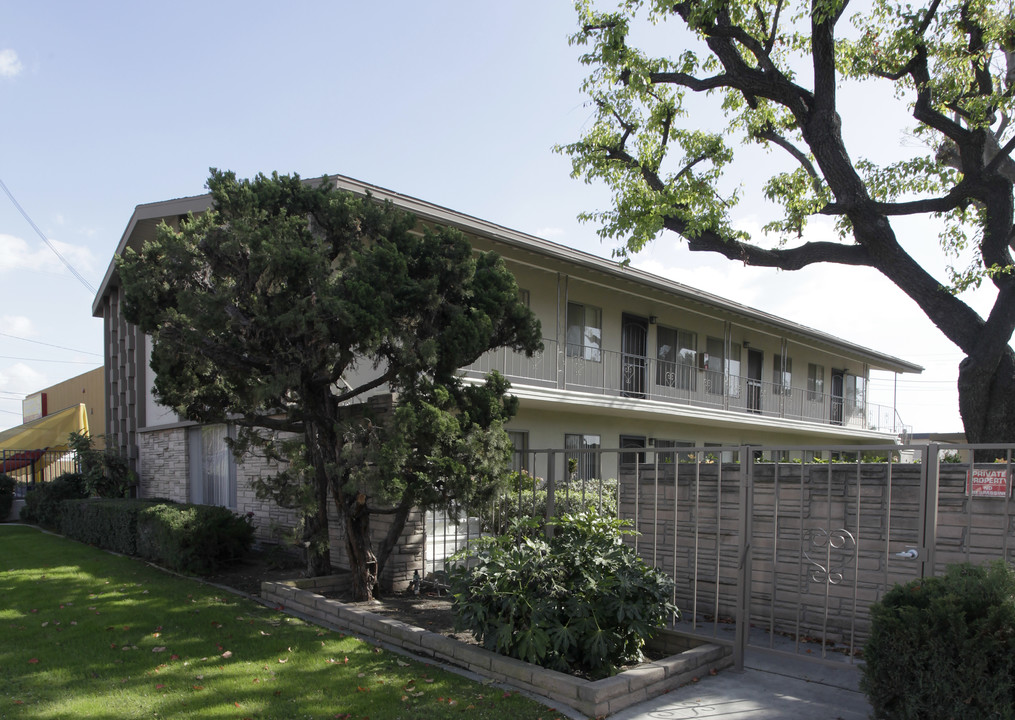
[450,510,678,679]
[482,472,619,534]
[0,473,14,520]
[20,472,88,528]
[117,170,541,589]
[561,1,1015,443]
[861,562,1015,719]
[136,503,255,574]
[60,498,156,555]
[68,431,137,498]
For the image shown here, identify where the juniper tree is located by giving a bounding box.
[118,170,541,600]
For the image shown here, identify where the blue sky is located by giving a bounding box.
[0,1,985,434]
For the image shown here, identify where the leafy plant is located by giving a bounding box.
[861,561,1015,719]
[0,473,15,520]
[69,431,137,498]
[20,472,88,528]
[449,509,678,679]
[482,472,618,535]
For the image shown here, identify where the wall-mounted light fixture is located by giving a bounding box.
[649,315,658,324]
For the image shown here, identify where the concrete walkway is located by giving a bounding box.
[610,649,871,720]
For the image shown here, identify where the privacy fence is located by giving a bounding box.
[424,443,1015,669]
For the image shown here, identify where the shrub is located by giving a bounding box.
[69,431,137,498]
[60,499,152,555]
[861,561,1015,719]
[20,472,88,528]
[0,473,15,521]
[449,510,678,679]
[136,503,255,574]
[482,472,618,535]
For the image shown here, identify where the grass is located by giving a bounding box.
[0,525,564,720]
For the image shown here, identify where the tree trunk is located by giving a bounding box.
[958,346,1015,449]
[344,491,378,601]
[303,475,332,576]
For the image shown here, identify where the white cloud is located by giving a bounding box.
[0,233,96,277]
[534,226,566,239]
[0,362,46,394]
[0,315,35,336]
[0,49,23,78]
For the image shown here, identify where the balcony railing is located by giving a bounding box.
[463,339,901,434]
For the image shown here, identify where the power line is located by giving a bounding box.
[0,331,102,356]
[0,176,96,294]
[0,355,100,364]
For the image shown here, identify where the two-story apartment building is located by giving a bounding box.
[92,174,921,573]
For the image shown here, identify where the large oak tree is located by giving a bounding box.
[563,0,1015,443]
[118,170,541,600]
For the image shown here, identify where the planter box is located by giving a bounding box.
[262,576,732,718]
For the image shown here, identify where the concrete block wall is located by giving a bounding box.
[137,425,423,590]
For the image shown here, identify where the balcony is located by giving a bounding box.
[464,339,903,435]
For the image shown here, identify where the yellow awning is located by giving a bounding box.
[0,403,90,452]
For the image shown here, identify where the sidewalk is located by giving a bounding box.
[610,648,871,720]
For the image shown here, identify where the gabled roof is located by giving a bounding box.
[93,173,923,375]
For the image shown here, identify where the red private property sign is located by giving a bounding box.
[967,467,1010,498]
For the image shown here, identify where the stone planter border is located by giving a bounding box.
[262,576,732,718]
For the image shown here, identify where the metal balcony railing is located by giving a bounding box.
[463,339,900,434]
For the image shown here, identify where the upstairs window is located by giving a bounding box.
[704,336,725,394]
[773,355,793,395]
[566,302,602,362]
[807,363,825,401]
[656,326,696,390]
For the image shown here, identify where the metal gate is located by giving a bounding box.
[420,443,1015,670]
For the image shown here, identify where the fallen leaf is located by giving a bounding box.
[27,658,39,664]
[278,658,288,664]
[396,660,409,667]
[221,651,233,659]
[153,647,167,653]
[192,685,204,690]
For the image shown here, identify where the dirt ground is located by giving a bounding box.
[200,548,477,645]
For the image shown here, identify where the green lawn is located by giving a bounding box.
[0,525,563,720]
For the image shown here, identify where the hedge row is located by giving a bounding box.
[20,477,256,575]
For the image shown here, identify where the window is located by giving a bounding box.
[807,363,825,401]
[566,302,602,362]
[565,433,601,480]
[705,442,740,464]
[656,326,696,390]
[846,373,866,414]
[656,439,696,464]
[518,288,530,307]
[773,355,793,395]
[620,435,646,466]
[507,430,529,473]
[188,424,237,508]
[726,342,742,398]
[705,336,725,394]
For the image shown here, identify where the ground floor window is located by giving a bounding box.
[188,423,237,508]
[507,430,529,473]
[565,433,601,480]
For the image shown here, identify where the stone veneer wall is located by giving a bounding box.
[137,426,423,591]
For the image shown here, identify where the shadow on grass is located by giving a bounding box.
[0,525,560,720]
